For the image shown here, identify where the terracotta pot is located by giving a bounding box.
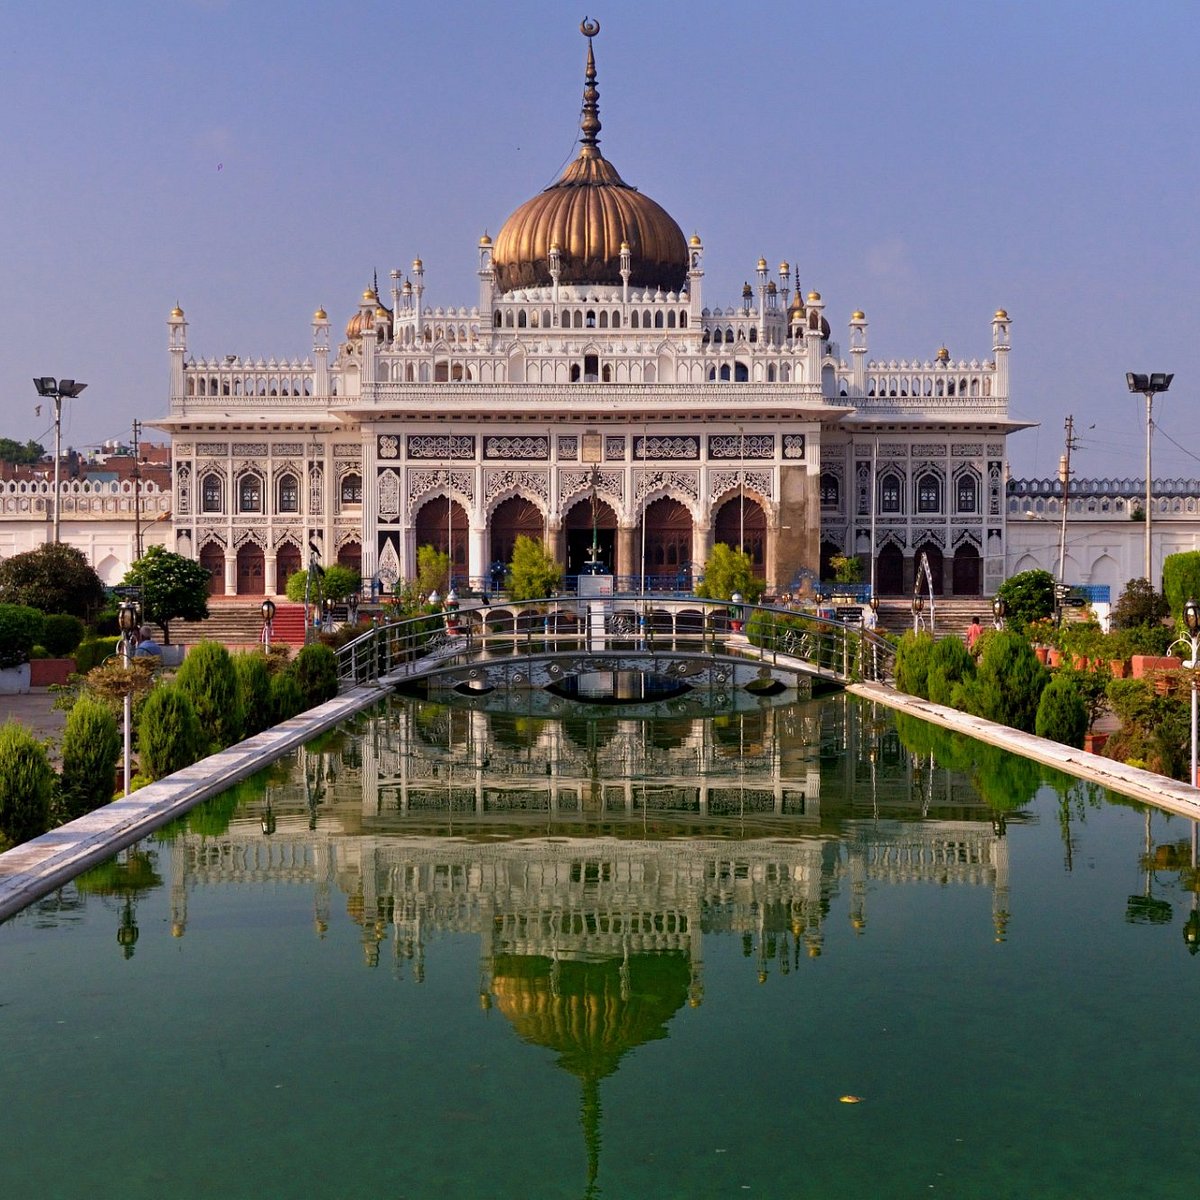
[1083,731,1109,754]
[1071,653,1089,670]
[1109,659,1129,679]
[1034,646,1049,665]
[1047,649,1062,668]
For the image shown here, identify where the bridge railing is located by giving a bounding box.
[334,597,897,688]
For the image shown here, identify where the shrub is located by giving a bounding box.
[0,543,105,619]
[894,631,936,698]
[0,604,45,668]
[270,671,306,722]
[59,695,121,819]
[174,641,243,749]
[138,686,205,780]
[1035,676,1088,748]
[0,721,54,844]
[1162,554,1200,628]
[415,544,450,600]
[505,535,562,602]
[954,630,1049,733]
[289,643,339,709]
[75,636,121,673]
[1104,677,1189,780]
[41,613,85,657]
[996,569,1055,633]
[322,564,361,602]
[234,652,274,738]
[694,543,764,602]
[926,637,976,706]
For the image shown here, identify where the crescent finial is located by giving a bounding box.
[580,17,600,37]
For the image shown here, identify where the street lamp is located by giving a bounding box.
[32,377,87,544]
[992,594,1006,630]
[1126,372,1173,584]
[261,598,276,650]
[117,600,139,797]
[1171,598,1200,788]
[911,593,924,635]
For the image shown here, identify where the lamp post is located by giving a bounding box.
[32,377,87,544]
[1171,597,1200,788]
[911,593,924,636]
[992,594,1006,630]
[730,590,744,634]
[261,597,276,650]
[117,600,139,797]
[1126,372,1173,584]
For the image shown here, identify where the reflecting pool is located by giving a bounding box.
[4,692,1200,1199]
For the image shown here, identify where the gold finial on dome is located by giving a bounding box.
[757,256,767,271]
[362,287,376,302]
[690,233,702,246]
[742,281,753,298]
[579,17,602,152]
[852,309,865,321]
[479,232,492,246]
[779,261,790,274]
[807,291,821,303]
[620,240,630,251]
[412,257,423,272]
[994,308,1009,320]
[767,280,777,294]
[936,346,950,362]
[314,307,327,321]
[170,305,184,318]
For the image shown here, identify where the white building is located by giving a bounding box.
[155,22,1025,600]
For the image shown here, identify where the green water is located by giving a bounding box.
[3,693,1200,1199]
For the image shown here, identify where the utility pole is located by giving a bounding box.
[132,418,143,561]
[1056,414,1076,621]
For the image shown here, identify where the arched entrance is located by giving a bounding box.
[914,542,944,596]
[236,542,265,595]
[415,496,469,584]
[952,543,981,596]
[276,544,301,595]
[820,540,840,583]
[713,496,766,574]
[876,544,904,596]
[490,497,545,567]
[337,540,362,579]
[200,542,224,596]
[565,496,617,576]
[637,498,694,588]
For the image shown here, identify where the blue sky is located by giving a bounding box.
[3,0,1197,480]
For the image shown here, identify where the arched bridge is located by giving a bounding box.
[335,597,894,699]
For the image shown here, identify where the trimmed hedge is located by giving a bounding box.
[0,721,53,845]
[60,695,121,818]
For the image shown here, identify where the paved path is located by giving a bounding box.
[0,690,68,746]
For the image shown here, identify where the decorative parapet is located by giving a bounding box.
[1007,477,1200,519]
[0,479,171,519]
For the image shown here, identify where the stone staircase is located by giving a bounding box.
[171,599,308,649]
[875,597,993,643]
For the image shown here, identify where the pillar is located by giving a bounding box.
[617,524,634,581]
[469,523,487,588]
[224,553,236,596]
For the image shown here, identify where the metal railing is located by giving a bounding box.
[335,597,896,690]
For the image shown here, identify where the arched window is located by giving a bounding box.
[654,311,664,328]
[956,474,978,513]
[713,328,723,344]
[631,311,639,328]
[611,311,621,329]
[277,473,299,514]
[517,310,527,328]
[880,472,902,514]
[202,473,223,513]
[586,310,596,328]
[734,362,749,382]
[916,473,941,514]
[238,473,262,513]
[820,473,840,509]
[340,473,362,507]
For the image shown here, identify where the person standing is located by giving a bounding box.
[966,616,983,652]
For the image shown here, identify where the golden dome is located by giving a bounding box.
[313,307,327,321]
[994,308,1009,320]
[491,25,687,294]
[789,291,805,317]
[412,258,423,272]
[756,256,767,271]
[779,261,790,274]
[345,298,393,341]
[479,233,492,246]
[936,346,950,362]
[362,287,376,302]
[807,290,821,303]
[689,233,702,247]
[852,309,865,321]
[170,305,184,318]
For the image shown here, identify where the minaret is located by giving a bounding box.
[849,310,867,397]
[478,234,495,313]
[312,306,330,395]
[358,286,378,385]
[687,234,704,320]
[778,261,791,315]
[390,269,402,344]
[756,256,768,333]
[619,241,631,305]
[411,257,425,339]
[992,308,1011,399]
[168,305,187,400]
[804,290,825,386]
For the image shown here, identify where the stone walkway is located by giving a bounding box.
[0,690,68,745]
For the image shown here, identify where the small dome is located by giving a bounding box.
[412,258,423,272]
[690,233,702,247]
[807,291,821,303]
[994,308,1009,320]
[936,346,950,362]
[314,307,327,321]
[345,297,393,341]
[779,261,790,274]
[767,281,777,295]
[756,257,767,271]
[362,287,376,302]
[479,233,492,246]
[170,305,184,318]
[852,310,865,321]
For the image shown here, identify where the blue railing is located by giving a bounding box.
[1070,584,1111,603]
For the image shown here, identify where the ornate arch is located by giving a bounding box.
[232,526,268,551]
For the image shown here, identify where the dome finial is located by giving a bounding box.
[579,18,601,151]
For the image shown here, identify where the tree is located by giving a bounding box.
[1161,555,1200,627]
[0,438,46,465]
[0,604,45,668]
[122,546,209,644]
[506,535,563,601]
[234,652,274,738]
[695,543,765,602]
[174,641,243,749]
[138,686,205,781]
[322,564,361,602]
[414,544,450,600]
[953,630,1049,733]
[895,631,936,699]
[0,543,104,620]
[0,721,54,847]
[829,554,863,585]
[59,695,121,819]
[926,636,976,706]
[1035,675,1088,748]
[995,568,1056,633]
[1111,576,1170,630]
